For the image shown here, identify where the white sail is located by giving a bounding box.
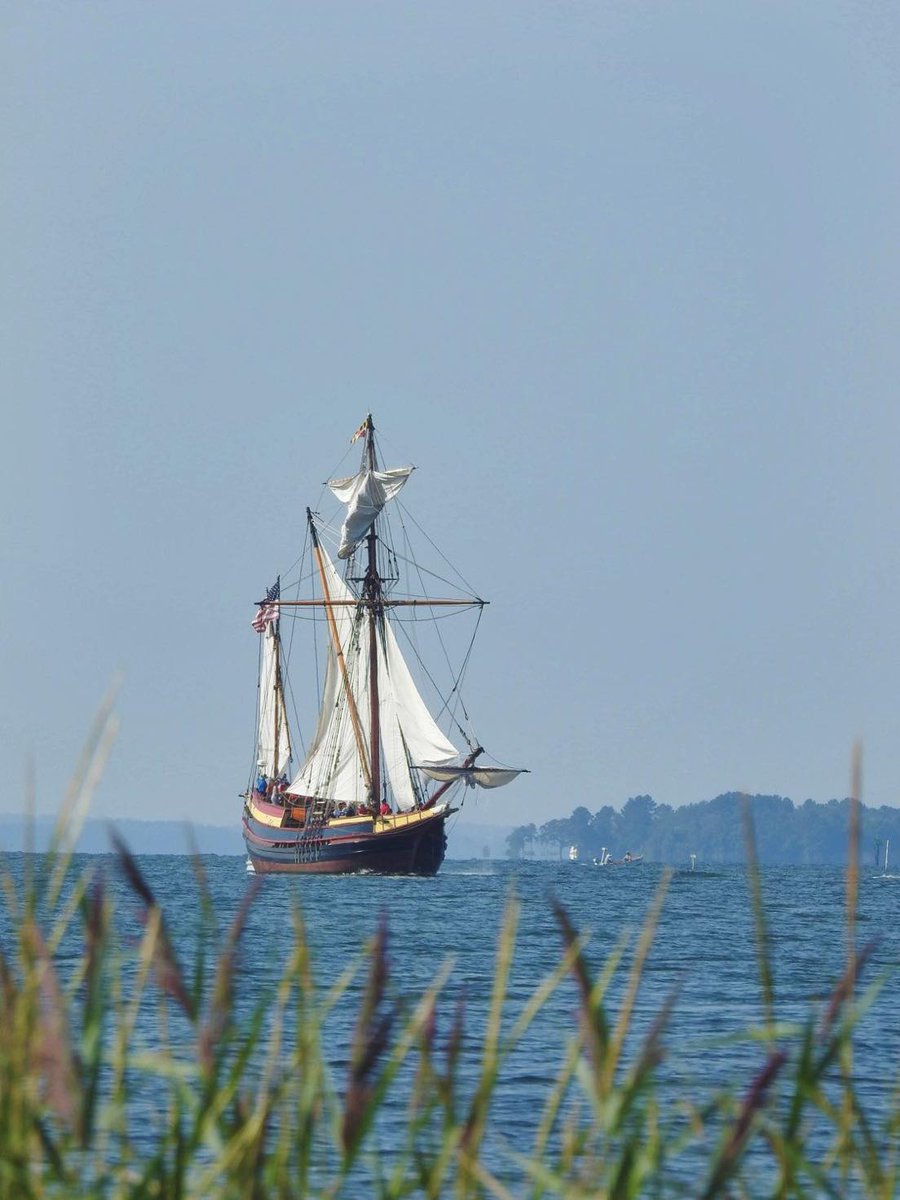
[288,542,458,810]
[378,619,458,811]
[417,765,526,789]
[288,549,372,805]
[257,623,292,778]
[329,466,414,559]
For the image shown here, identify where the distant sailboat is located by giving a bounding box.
[879,838,898,880]
[241,416,527,875]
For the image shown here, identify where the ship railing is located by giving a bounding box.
[383,806,440,829]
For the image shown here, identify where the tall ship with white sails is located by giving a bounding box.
[241,415,526,874]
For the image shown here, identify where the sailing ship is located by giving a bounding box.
[241,415,526,875]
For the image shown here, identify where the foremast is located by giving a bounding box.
[253,577,292,781]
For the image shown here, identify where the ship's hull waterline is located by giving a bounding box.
[242,802,453,875]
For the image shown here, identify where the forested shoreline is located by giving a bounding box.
[506,793,900,866]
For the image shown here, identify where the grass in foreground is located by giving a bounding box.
[0,714,897,1198]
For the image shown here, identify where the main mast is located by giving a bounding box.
[271,417,488,813]
[363,415,382,811]
[272,583,282,773]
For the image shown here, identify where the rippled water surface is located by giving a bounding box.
[4,852,898,1191]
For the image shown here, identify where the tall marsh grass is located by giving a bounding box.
[0,712,897,1197]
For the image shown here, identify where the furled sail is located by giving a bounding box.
[257,623,292,778]
[417,765,526,789]
[328,466,414,559]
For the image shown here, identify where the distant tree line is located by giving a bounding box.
[505,793,900,867]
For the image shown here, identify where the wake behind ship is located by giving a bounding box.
[242,415,526,875]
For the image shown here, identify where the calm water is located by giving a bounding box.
[4,853,899,1191]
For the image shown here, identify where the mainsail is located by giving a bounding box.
[257,622,291,778]
[377,617,458,809]
[289,546,371,804]
[288,543,458,809]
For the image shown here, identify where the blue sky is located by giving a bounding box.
[3,1,900,831]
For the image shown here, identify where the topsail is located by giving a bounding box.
[328,465,414,559]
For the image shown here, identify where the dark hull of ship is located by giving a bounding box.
[242,808,450,875]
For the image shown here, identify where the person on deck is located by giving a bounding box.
[380,800,390,816]
[255,766,267,796]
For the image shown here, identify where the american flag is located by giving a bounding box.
[252,579,280,632]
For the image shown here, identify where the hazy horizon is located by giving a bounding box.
[5,3,900,830]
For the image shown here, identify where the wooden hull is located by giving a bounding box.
[242,801,452,876]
